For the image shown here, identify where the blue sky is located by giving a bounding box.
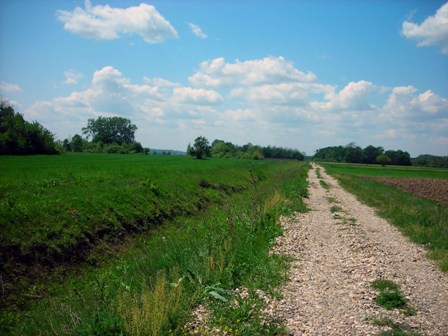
[1,0,447,156]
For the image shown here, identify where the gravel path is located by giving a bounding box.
[270,164,448,336]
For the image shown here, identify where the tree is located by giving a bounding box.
[362,145,384,164]
[71,134,85,152]
[62,138,71,152]
[191,136,211,159]
[82,116,137,145]
[0,100,58,155]
[376,154,391,166]
[345,143,363,163]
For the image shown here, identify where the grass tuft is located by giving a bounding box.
[375,291,407,310]
[371,279,400,292]
[371,317,421,336]
[319,179,330,189]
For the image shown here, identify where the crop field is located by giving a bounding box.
[320,162,448,179]
[321,162,448,272]
[0,153,310,335]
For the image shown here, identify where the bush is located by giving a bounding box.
[252,150,264,160]
[0,101,59,155]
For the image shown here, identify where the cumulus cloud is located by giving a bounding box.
[0,81,22,93]
[188,22,207,39]
[402,2,448,54]
[25,65,224,139]
[223,109,256,121]
[312,80,378,112]
[63,70,83,85]
[173,87,223,105]
[25,56,448,155]
[57,0,178,43]
[189,56,316,87]
[382,86,448,121]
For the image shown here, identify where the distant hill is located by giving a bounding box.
[150,148,186,156]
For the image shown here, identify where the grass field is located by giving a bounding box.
[0,153,310,335]
[320,163,448,179]
[321,163,448,272]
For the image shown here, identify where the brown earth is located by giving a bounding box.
[367,177,448,206]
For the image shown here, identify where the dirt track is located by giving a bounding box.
[270,164,448,335]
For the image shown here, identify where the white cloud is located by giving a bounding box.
[24,57,448,155]
[223,109,256,121]
[0,81,22,93]
[188,22,207,39]
[143,77,178,88]
[189,56,316,87]
[379,129,399,138]
[173,87,223,105]
[312,80,377,112]
[402,2,448,54]
[63,70,83,85]
[57,0,178,43]
[382,86,448,121]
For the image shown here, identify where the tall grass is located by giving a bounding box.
[119,270,183,336]
[1,159,309,335]
[0,154,290,309]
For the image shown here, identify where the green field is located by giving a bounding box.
[0,153,310,335]
[1,153,265,262]
[320,162,448,179]
[320,163,448,272]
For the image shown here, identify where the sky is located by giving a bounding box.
[0,0,447,156]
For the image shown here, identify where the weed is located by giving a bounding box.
[119,270,183,336]
[371,316,421,336]
[319,179,330,189]
[371,279,400,292]
[206,289,286,336]
[370,279,412,313]
[330,205,343,213]
[376,291,407,310]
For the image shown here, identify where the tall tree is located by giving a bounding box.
[71,134,85,152]
[82,116,137,145]
[190,136,211,159]
[0,100,58,155]
[362,145,384,164]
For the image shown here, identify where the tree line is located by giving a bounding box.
[313,144,412,166]
[0,101,59,155]
[62,116,148,154]
[187,136,305,161]
[412,154,448,168]
[2,100,446,165]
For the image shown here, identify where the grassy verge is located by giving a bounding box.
[321,164,448,272]
[0,153,291,308]
[1,155,309,335]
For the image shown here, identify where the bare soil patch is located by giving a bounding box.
[367,177,448,206]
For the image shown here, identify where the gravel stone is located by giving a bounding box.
[269,164,448,336]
